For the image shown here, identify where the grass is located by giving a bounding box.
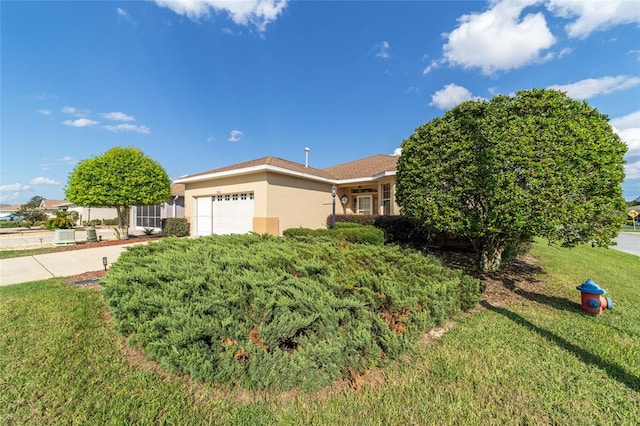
[621,226,640,233]
[1,240,639,424]
[0,247,60,259]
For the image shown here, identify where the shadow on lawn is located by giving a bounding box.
[499,275,578,312]
[482,301,640,392]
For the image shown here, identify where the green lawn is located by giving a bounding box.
[1,241,639,425]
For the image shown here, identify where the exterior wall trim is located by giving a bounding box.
[174,165,396,186]
[175,164,334,185]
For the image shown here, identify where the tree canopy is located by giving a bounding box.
[396,89,627,272]
[17,195,47,227]
[65,146,171,239]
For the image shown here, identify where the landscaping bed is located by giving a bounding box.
[101,234,482,391]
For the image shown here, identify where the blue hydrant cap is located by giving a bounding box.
[576,278,606,295]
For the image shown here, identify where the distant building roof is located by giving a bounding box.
[0,205,22,213]
[40,199,70,209]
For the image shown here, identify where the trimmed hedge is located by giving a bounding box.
[161,218,190,237]
[102,234,481,391]
[327,214,377,227]
[284,225,385,245]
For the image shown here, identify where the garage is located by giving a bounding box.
[194,192,254,236]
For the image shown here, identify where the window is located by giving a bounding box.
[382,183,391,215]
[356,195,372,215]
[136,204,162,228]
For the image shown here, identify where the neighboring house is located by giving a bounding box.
[39,199,70,217]
[0,205,21,217]
[173,154,400,237]
[130,183,185,230]
[39,199,118,223]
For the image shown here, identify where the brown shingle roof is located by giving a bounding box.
[176,154,399,183]
[170,183,185,196]
[322,154,398,179]
[40,199,70,209]
[179,156,334,180]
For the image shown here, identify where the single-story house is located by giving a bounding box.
[173,154,400,236]
[0,205,21,217]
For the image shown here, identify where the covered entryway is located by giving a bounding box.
[194,192,254,236]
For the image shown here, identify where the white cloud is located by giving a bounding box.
[228,130,243,142]
[30,177,60,185]
[101,112,135,122]
[422,60,442,75]
[0,192,22,203]
[0,183,30,192]
[546,0,640,39]
[57,156,75,163]
[33,93,58,101]
[207,136,215,142]
[153,0,288,32]
[557,47,573,58]
[38,109,51,116]
[392,148,402,156]
[103,123,151,134]
[117,7,137,25]
[611,111,640,157]
[61,106,90,117]
[430,84,475,110]
[439,0,555,75]
[548,75,640,99]
[375,41,391,60]
[626,160,640,179]
[63,118,99,127]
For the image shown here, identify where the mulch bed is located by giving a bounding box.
[65,235,162,284]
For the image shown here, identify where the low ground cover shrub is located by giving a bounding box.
[102,234,481,391]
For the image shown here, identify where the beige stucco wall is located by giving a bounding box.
[265,173,334,233]
[69,206,118,224]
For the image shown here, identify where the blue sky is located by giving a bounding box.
[1,0,639,205]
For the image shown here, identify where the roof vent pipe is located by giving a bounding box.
[305,147,310,167]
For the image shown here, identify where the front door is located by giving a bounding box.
[356,195,372,215]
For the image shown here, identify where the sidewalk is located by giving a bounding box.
[0,241,148,287]
[0,245,136,286]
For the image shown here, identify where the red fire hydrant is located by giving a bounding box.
[576,278,613,315]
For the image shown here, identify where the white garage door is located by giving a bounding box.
[195,196,212,236]
[212,192,254,235]
[195,193,254,236]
